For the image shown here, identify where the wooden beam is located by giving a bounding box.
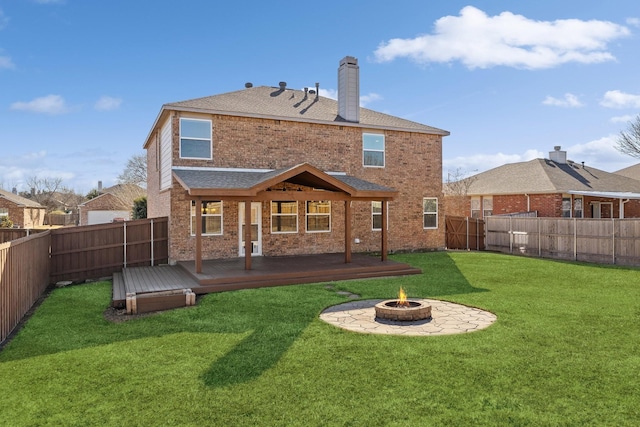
[344,200,352,263]
[195,198,202,273]
[244,200,252,270]
[381,200,388,261]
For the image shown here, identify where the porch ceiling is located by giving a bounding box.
[173,163,397,200]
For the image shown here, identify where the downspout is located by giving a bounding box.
[525,194,530,212]
[620,198,629,219]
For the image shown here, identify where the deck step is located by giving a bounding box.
[112,272,126,308]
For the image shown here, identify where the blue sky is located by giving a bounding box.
[1,0,639,193]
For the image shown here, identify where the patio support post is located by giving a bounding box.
[195,198,203,273]
[381,200,388,261]
[344,200,352,263]
[244,200,252,270]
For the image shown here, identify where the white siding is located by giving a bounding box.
[160,118,172,190]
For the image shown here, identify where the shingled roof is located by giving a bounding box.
[144,85,448,147]
[464,158,640,196]
[0,188,44,208]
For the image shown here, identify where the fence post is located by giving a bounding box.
[123,221,127,269]
[150,218,154,266]
[612,218,616,265]
[573,218,577,261]
[509,216,513,253]
[538,217,541,257]
[466,216,469,250]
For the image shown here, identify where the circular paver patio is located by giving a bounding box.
[319,299,496,336]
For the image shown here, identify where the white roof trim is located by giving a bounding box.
[568,190,640,200]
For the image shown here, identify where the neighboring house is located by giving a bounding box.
[445,146,640,219]
[614,163,640,181]
[0,188,46,228]
[78,183,146,225]
[143,56,449,266]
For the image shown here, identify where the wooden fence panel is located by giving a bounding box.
[486,216,640,266]
[0,231,51,343]
[445,216,485,250]
[50,217,168,283]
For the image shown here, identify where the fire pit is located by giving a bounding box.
[374,287,432,322]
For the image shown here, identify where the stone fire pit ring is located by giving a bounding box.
[320,299,496,336]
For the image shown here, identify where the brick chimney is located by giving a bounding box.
[338,56,360,123]
[549,146,567,164]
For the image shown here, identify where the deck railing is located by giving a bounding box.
[0,231,51,343]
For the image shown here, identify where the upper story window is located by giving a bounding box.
[306,201,331,232]
[423,198,438,229]
[363,133,385,167]
[180,118,212,159]
[271,201,298,233]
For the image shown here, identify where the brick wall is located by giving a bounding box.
[148,112,445,262]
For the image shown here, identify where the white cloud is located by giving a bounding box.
[374,6,630,69]
[10,94,69,114]
[610,114,636,123]
[360,93,383,107]
[626,17,640,28]
[542,93,584,108]
[444,138,638,179]
[444,149,544,175]
[318,88,337,100]
[600,90,640,109]
[94,96,122,111]
[0,55,14,70]
[0,9,9,30]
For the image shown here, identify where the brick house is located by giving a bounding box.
[0,188,46,228]
[78,183,146,225]
[143,56,449,268]
[445,146,640,219]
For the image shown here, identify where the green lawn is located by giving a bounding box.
[1,251,639,426]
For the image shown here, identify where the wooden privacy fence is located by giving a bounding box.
[50,217,169,283]
[0,231,51,343]
[445,216,485,250]
[486,216,640,266]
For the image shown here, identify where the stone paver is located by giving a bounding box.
[319,299,496,336]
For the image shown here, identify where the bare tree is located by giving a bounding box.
[443,168,477,217]
[22,176,64,212]
[616,115,640,159]
[117,153,147,187]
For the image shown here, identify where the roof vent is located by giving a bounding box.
[245,82,253,88]
[279,81,287,90]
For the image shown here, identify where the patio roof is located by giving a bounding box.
[172,163,397,200]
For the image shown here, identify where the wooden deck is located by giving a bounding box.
[113,253,421,309]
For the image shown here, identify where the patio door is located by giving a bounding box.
[238,202,262,256]
[591,202,613,219]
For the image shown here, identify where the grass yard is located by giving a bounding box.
[1,251,639,426]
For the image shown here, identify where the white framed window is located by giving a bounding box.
[483,196,493,217]
[372,201,382,230]
[0,208,8,217]
[363,133,385,167]
[306,201,331,233]
[180,118,212,159]
[562,195,572,217]
[471,197,481,218]
[573,196,583,218]
[190,200,222,236]
[271,201,298,233]
[423,197,438,229]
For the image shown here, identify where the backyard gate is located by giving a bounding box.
[445,216,485,250]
